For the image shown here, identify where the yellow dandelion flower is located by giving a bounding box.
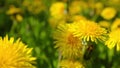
[50,2,66,19]
[9,14,23,22]
[98,21,111,28]
[105,29,120,51]
[111,18,120,31]
[16,14,23,22]
[53,23,84,59]
[101,7,117,20]
[0,35,36,68]
[60,60,85,68]
[74,20,107,43]
[6,5,21,15]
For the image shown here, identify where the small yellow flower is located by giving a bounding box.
[106,29,120,51]
[6,5,21,15]
[16,14,23,22]
[60,60,85,68]
[6,5,23,22]
[101,7,117,20]
[53,23,84,59]
[74,20,107,43]
[98,21,111,28]
[111,18,120,31]
[50,2,66,19]
[0,35,36,68]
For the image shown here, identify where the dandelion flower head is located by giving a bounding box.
[106,29,120,51]
[6,5,21,15]
[50,2,66,19]
[0,35,36,68]
[74,20,107,43]
[101,7,117,20]
[111,18,120,31]
[53,23,84,59]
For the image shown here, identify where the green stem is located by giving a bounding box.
[10,21,17,33]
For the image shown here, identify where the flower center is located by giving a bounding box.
[67,34,79,46]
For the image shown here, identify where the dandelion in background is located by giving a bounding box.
[101,7,117,20]
[6,5,21,15]
[60,60,85,68]
[111,18,120,31]
[0,35,36,68]
[50,2,66,19]
[74,20,107,43]
[53,23,84,59]
[106,29,120,51]
[6,5,23,22]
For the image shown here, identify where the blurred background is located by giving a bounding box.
[0,0,120,68]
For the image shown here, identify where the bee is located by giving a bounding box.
[84,44,94,60]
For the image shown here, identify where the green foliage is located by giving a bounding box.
[9,17,58,68]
